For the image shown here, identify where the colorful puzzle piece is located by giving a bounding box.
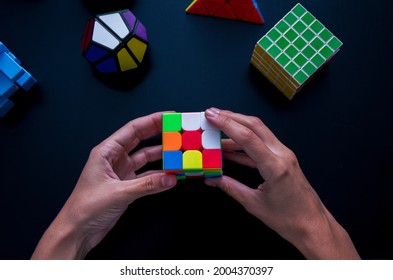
[0,41,37,117]
[250,3,343,99]
[186,0,264,24]
[82,9,148,73]
[162,112,223,179]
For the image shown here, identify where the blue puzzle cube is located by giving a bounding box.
[0,41,37,117]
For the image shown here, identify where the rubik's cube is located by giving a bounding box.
[162,112,223,179]
[186,0,264,24]
[251,3,343,99]
[0,42,37,117]
[82,9,148,73]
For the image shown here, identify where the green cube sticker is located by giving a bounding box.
[293,20,307,34]
[267,28,281,41]
[294,70,308,84]
[302,28,316,42]
[310,21,324,34]
[319,45,334,59]
[328,37,343,50]
[303,62,317,76]
[276,21,289,33]
[163,113,182,132]
[303,45,316,59]
[284,12,298,25]
[284,29,298,42]
[311,53,325,67]
[311,37,324,50]
[294,53,307,67]
[285,45,299,58]
[276,53,290,67]
[319,29,333,42]
[258,36,273,49]
[285,62,299,75]
[301,12,315,25]
[293,37,307,50]
[292,3,307,17]
[268,45,281,58]
[276,37,290,50]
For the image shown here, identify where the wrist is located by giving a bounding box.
[31,211,90,259]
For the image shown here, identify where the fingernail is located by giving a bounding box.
[205,179,217,187]
[161,175,177,188]
[205,107,220,118]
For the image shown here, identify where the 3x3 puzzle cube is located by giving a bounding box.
[0,42,37,117]
[162,112,223,179]
[251,3,343,99]
[186,0,264,24]
[82,9,148,73]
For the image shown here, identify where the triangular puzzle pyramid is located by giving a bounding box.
[186,0,265,24]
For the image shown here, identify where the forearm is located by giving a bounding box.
[293,210,360,260]
[31,214,89,260]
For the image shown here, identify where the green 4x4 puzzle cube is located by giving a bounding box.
[251,3,343,100]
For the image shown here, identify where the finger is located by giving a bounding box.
[105,111,168,154]
[222,139,243,151]
[205,108,277,179]
[122,173,177,200]
[122,168,163,181]
[128,145,162,172]
[214,108,285,154]
[205,175,256,210]
[136,170,163,177]
[223,151,257,169]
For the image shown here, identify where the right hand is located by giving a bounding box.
[203,108,360,260]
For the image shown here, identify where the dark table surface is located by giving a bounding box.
[0,0,392,260]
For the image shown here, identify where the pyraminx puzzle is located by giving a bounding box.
[82,9,148,73]
[162,112,223,179]
[251,3,343,99]
[186,0,264,24]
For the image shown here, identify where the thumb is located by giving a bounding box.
[124,173,177,199]
[205,175,255,209]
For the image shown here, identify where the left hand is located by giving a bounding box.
[31,112,177,259]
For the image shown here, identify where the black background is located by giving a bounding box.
[0,0,392,260]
